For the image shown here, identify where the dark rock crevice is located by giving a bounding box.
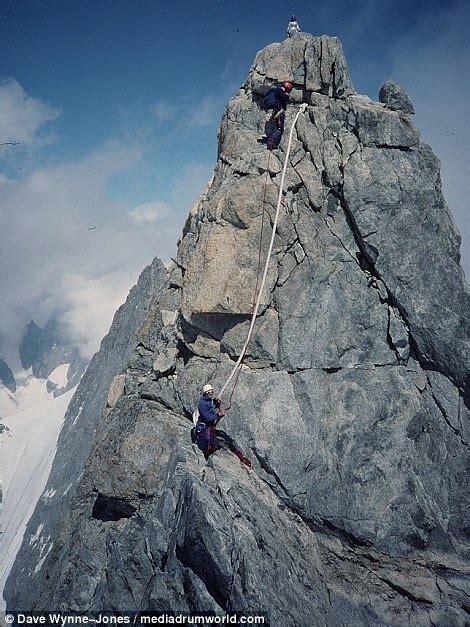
[92,493,137,523]
[385,307,405,365]
[322,213,360,264]
[329,182,438,378]
[278,494,374,551]
[251,448,290,495]
[376,143,414,152]
[378,576,433,605]
[175,544,228,611]
[174,485,231,612]
[318,202,410,368]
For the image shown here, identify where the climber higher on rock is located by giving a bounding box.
[286,15,301,38]
[259,81,293,150]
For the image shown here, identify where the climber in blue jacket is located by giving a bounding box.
[259,81,293,149]
[196,383,251,467]
[196,384,224,459]
[198,383,224,426]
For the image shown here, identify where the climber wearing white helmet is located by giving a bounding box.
[193,383,251,467]
[195,383,224,459]
[199,383,224,423]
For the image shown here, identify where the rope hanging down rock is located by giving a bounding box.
[220,103,308,402]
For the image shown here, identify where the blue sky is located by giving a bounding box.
[0,0,468,365]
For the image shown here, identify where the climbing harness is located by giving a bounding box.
[219,103,308,403]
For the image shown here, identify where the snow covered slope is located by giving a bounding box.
[0,366,77,611]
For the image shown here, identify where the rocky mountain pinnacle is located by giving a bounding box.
[5,34,469,626]
[379,79,415,114]
[0,358,16,392]
[19,318,88,395]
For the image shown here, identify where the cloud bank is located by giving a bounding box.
[0,82,211,368]
[0,78,59,145]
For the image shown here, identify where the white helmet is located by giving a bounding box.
[202,383,214,394]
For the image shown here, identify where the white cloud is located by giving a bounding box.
[0,135,171,366]
[0,79,59,146]
[129,200,171,224]
[187,95,224,128]
[59,271,133,359]
[152,101,175,125]
[0,110,213,368]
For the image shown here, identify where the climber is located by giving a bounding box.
[259,81,293,150]
[196,383,225,460]
[286,15,301,38]
[198,383,224,427]
[194,383,251,467]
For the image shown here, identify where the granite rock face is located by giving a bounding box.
[6,34,470,625]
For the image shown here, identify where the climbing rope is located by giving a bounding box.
[223,150,271,411]
[220,103,308,402]
[221,152,272,412]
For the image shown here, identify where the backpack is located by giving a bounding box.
[254,83,272,97]
[190,408,210,452]
[194,421,211,454]
[262,87,278,111]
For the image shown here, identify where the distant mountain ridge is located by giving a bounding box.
[19,318,87,396]
[0,359,16,393]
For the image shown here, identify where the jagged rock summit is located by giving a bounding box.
[0,358,16,392]
[379,78,415,114]
[6,34,469,626]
